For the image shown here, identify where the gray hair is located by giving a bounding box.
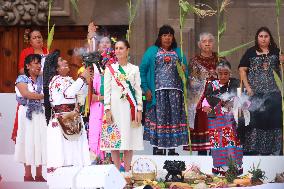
[216,60,232,73]
[198,32,215,45]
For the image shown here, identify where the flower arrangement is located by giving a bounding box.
[248,161,267,185]
[100,48,117,68]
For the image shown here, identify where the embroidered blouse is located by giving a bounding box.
[49,75,87,106]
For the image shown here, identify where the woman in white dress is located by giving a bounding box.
[43,50,91,175]
[102,39,144,172]
[15,54,47,182]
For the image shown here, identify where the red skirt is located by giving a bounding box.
[184,107,211,151]
[11,104,19,143]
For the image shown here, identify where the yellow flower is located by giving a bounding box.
[118,74,127,81]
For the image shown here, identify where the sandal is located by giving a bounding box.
[35,175,47,182]
[24,175,34,182]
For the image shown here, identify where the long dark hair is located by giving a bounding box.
[154,25,177,49]
[43,50,60,124]
[255,26,278,52]
[24,54,42,77]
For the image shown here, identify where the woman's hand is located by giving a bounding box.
[246,86,253,96]
[202,106,212,113]
[87,22,97,39]
[145,90,152,102]
[81,67,93,82]
[280,54,284,63]
[106,110,113,124]
[135,111,142,124]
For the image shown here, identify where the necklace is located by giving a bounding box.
[261,53,270,71]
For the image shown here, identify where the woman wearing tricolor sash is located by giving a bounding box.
[101,39,144,172]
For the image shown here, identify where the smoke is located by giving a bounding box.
[248,95,267,112]
[73,47,89,57]
[220,91,269,112]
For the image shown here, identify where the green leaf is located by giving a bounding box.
[127,0,141,41]
[276,0,282,16]
[219,40,254,57]
[70,0,79,13]
[218,21,226,38]
[179,0,190,13]
[48,0,52,32]
[47,24,55,51]
[273,70,283,92]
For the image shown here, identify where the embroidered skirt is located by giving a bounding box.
[208,112,243,173]
[143,89,189,148]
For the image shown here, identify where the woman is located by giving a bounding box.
[184,32,218,155]
[19,29,48,74]
[43,50,91,175]
[14,54,47,182]
[12,29,48,142]
[87,23,115,161]
[140,25,188,155]
[239,26,284,155]
[203,61,243,176]
[101,39,143,172]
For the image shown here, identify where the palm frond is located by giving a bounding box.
[218,41,254,57]
[47,24,55,51]
[70,0,79,13]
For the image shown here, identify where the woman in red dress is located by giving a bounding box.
[11,29,47,142]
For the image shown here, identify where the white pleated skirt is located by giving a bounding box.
[14,105,47,166]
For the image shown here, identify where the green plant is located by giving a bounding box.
[47,0,79,52]
[248,161,267,184]
[216,0,253,59]
[179,0,216,154]
[126,0,141,42]
[274,0,284,155]
[225,157,239,183]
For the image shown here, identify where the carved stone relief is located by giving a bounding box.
[0,0,48,25]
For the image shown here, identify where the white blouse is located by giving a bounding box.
[49,75,87,106]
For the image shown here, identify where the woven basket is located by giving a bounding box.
[131,158,157,181]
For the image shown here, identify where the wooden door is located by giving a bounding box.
[0,26,88,93]
[0,27,19,93]
[0,25,127,93]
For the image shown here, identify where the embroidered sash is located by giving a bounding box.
[108,64,137,121]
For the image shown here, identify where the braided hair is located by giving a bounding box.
[43,50,60,124]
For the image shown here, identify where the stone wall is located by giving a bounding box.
[1,0,284,76]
